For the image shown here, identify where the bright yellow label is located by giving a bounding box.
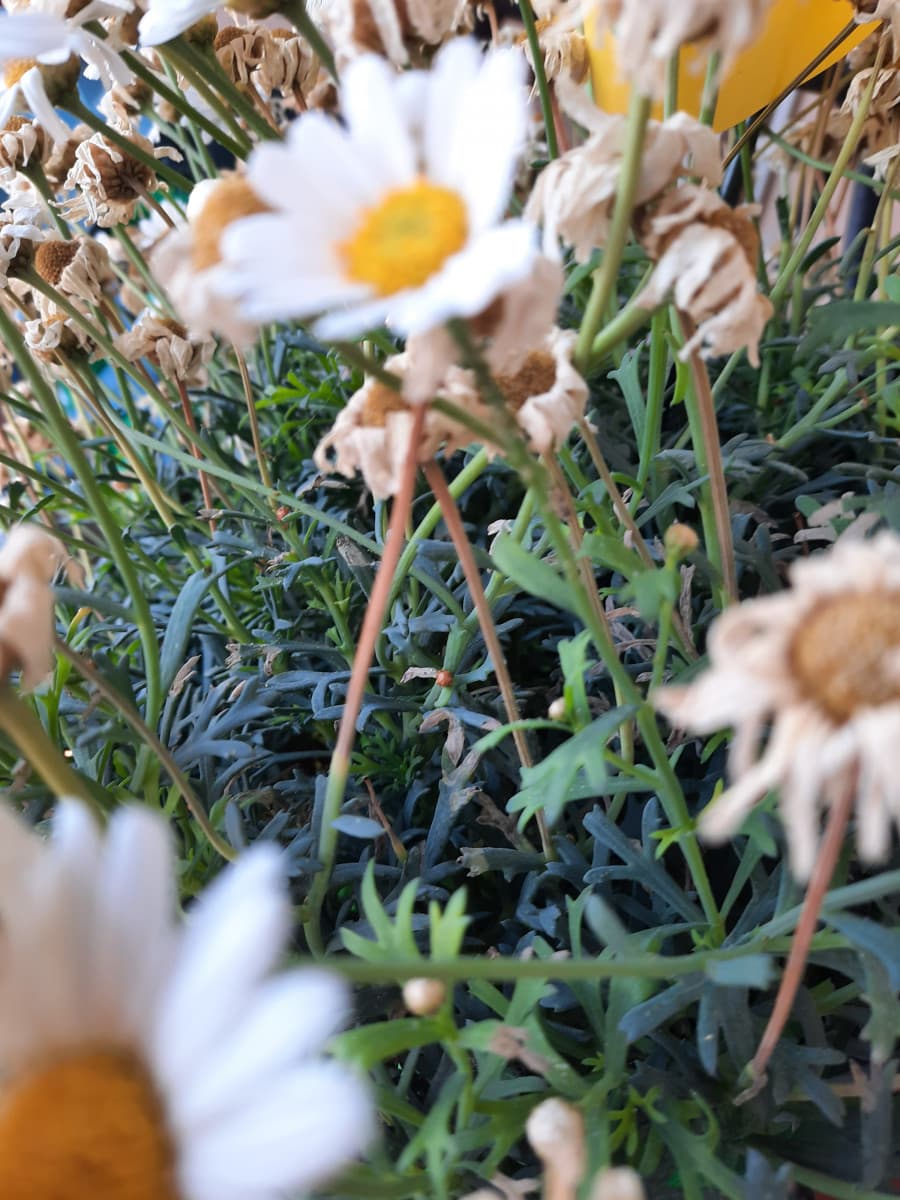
[586,0,877,130]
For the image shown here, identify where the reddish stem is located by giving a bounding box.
[738,768,856,1102]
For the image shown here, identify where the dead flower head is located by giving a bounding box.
[527,88,722,261]
[591,0,775,97]
[114,310,214,386]
[404,254,565,402]
[0,204,43,286]
[33,235,112,305]
[655,531,900,881]
[0,524,63,690]
[62,129,179,228]
[850,1,900,56]
[636,184,772,366]
[0,116,45,179]
[214,25,271,87]
[325,0,472,67]
[313,355,467,498]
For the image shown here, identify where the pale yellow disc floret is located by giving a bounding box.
[339,179,468,296]
[0,1048,179,1200]
[790,591,900,723]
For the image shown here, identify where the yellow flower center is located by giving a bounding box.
[0,1049,179,1200]
[790,591,900,723]
[339,179,468,296]
[3,59,37,89]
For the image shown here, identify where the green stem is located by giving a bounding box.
[0,686,102,817]
[518,0,558,160]
[698,51,721,126]
[575,90,652,372]
[770,36,886,309]
[638,308,669,490]
[0,305,164,728]
[56,639,235,860]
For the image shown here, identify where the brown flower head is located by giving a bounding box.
[0,116,45,178]
[636,184,772,366]
[114,310,214,386]
[654,532,900,880]
[62,130,177,228]
[34,236,111,304]
[325,0,471,66]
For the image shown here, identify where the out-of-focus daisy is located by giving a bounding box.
[0,800,374,1200]
[220,39,537,340]
[0,524,61,688]
[655,532,900,881]
[0,8,133,143]
[151,173,268,346]
[591,0,775,97]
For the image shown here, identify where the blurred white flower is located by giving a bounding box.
[220,40,537,340]
[655,532,900,881]
[0,800,374,1200]
[591,0,775,97]
[0,524,61,689]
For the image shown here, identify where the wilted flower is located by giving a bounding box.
[454,325,587,456]
[655,532,900,881]
[526,1098,586,1200]
[404,253,564,401]
[325,0,470,66]
[152,173,268,346]
[25,307,95,361]
[0,114,44,179]
[33,234,111,304]
[850,0,900,55]
[255,27,329,108]
[220,41,538,340]
[313,356,475,498]
[591,0,775,97]
[115,310,214,385]
[527,93,722,261]
[62,128,180,227]
[214,24,270,87]
[0,203,44,285]
[0,800,374,1199]
[0,524,61,688]
[636,184,772,366]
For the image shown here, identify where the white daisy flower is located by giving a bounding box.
[655,531,900,882]
[0,8,133,144]
[0,800,374,1200]
[220,38,538,340]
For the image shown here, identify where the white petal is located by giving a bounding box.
[0,11,72,59]
[340,55,416,187]
[151,847,289,1091]
[168,970,350,1133]
[177,1062,374,1200]
[20,67,72,144]
[139,0,213,46]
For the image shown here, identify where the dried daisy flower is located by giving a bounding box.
[255,27,325,108]
[325,0,470,66]
[527,98,722,262]
[151,173,268,347]
[404,253,565,402]
[214,24,270,87]
[526,1098,586,1200]
[42,119,89,188]
[522,11,590,85]
[0,114,44,179]
[25,307,95,361]
[0,799,374,1199]
[0,524,61,688]
[450,326,587,456]
[0,203,43,285]
[591,1168,646,1200]
[62,128,178,227]
[850,0,900,55]
[33,234,111,304]
[636,184,772,366]
[221,42,538,340]
[115,310,214,386]
[840,65,900,175]
[591,0,775,97]
[655,531,900,881]
[314,359,457,498]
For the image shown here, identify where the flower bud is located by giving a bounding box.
[402,978,446,1016]
[547,697,567,721]
[664,522,699,560]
